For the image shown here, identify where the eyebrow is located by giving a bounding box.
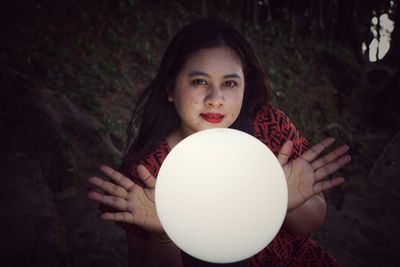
[188,70,241,79]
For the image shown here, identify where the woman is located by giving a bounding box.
[88,18,351,267]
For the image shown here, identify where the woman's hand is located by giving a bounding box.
[88,164,164,234]
[277,137,351,211]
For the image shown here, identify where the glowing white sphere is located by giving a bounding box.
[155,128,287,263]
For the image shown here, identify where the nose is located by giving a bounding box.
[205,85,224,107]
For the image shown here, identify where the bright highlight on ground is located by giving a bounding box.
[155,128,288,263]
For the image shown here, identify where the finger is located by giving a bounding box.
[101,212,134,224]
[301,137,335,162]
[277,140,293,166]
[312,177,345,194]
[88,191,128,211]
[137,165,156,188]
[88,176,128,198]
[311,144,350,170]
[315,155,351,181]
[100,165,135,190]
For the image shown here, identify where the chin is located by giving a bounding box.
[204,125,229,131]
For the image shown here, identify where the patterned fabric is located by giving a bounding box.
[116,104,341,266]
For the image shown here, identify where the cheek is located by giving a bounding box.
[186,94,204,109]
[176,88,198,104]
[173,90,185,105]
[231,92,244,108]
[230,93,244,119]
[174,89,201,116]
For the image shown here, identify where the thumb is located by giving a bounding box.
[277,140,293,166]
[137,164,156,189]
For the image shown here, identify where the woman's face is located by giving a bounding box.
[169,46,245,138]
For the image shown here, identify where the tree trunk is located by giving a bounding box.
[201,0,207,17]
[318,0,324,33]
[253,0,258,26]
[264,0,272,22]
[335,0,362,59]
[376,15,381,61]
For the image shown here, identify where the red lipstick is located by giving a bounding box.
[200,113,224,124]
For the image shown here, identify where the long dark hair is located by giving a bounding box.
[122,18,271,167]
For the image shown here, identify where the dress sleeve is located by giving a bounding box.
[252,104,310,161]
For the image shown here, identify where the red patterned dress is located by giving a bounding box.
[118,104,341,267]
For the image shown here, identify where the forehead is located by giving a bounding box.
[181,47,243,75]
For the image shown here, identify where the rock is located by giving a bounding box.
[0,86,128,266]
[0,154,67,267]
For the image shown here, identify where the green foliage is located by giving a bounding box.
[101,116,123,135]
[112,154,123,166]
[75,91,100,113]
[14,0,369,156]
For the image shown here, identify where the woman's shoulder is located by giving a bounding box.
[120,140,171,181]
[139,140,171,176]
[253,104,291,127]
[251,104,288,147]
[252,104,309,156]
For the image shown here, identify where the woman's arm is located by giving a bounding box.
[127,229,183,267]
[88,165,163,233]
[89,164,184,266]
[252,106,350,236]
[284,193,326,235]
[277,138,350,235]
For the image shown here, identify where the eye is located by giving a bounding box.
[224,80,238,88]
[191,79,208,86]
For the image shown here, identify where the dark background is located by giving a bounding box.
[1,0,399,266]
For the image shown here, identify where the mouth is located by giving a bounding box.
[200,113,224,124]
